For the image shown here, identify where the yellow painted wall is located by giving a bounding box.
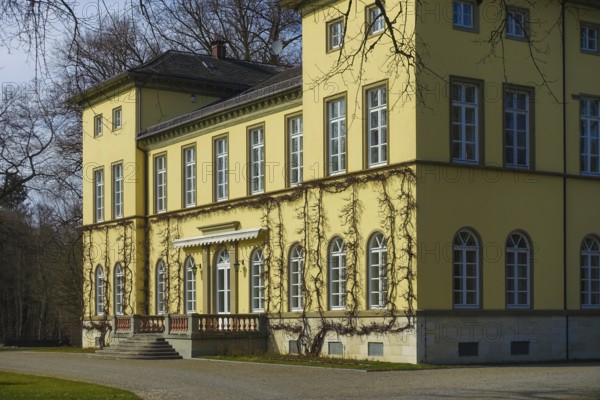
[81,0,600,323]
[139,88,219,130]
[301,0,417,179]
[82,87,143,226]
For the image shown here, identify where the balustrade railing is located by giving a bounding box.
[116,313,265,336]
[197,314,263,333]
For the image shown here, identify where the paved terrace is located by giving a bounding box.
[0,352,599,399]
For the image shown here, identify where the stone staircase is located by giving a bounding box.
[90,334,182,360]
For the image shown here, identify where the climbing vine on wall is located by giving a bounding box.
[82,165,416,355]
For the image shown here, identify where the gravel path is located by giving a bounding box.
[0,352,599,399]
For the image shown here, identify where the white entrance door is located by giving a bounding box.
[216,248,230,314]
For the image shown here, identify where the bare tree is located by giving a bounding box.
[142,0,301,64]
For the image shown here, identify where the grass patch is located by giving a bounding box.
[0,346,95,353]
[196,353,443,371]
[0,370,139,399]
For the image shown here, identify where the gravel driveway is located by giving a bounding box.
[0,352,599,399]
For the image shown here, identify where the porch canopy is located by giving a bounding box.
[173,227,262,249]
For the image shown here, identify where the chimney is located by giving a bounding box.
[211,40,227,59]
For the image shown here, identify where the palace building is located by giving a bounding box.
[79,0,600,363]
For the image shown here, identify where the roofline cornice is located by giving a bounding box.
[138,80,303,148]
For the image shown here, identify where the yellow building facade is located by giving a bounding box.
[80,0,600,363]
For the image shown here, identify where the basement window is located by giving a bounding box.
[458,342,479,357]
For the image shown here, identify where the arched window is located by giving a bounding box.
[114,263,124,315]
[581,236,600,308]
[156,260,166,314]
[453,229,480,308]
[95,265,104,316]
[329,237,346,310]
[368,233,387,309]
[216,248,230,314]
[251,248,265,312]
[184,257,196,313]
[289,244,304,311]
[506,232,531,308]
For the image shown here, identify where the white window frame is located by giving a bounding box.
[451,81,480,164]
[94,169,104,223]
[113,163,123,219]
[329,237,347,310]
[580,98,600,175]
[506,233,531,309]
[114,263,124,316]
[185,257,196,313]
[581,236,600,308]
[156,260,166,315]
[581,25,598,53]
[249,127,265,195]
[506,9,526,39]
[95,265,104,316]
[367,4,384,35]
[289,116,303,187]
[216,248,231,314]
[328,19,344,50]
[155,155,167,213]
[453,1,474,30]
[289,245,304,311]
[504,89,530,169]
[328,97,346,175]
[453,230,480,308]
[112,107,122,130]
[215,138,228,201]
[251,249,265,312]
[184,147,196,208]
[368,233,387,309]
[367,86,388,167]
[94,114,103,137]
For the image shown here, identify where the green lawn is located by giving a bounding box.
[0,371,139,399]
[197,354,443,371]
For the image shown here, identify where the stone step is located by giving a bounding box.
[89,353,182,360]
[92,335,181,360]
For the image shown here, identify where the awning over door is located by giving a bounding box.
[173,227,262,249]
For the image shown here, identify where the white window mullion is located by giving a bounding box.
[250,128,265,194]
[95,170,104,223]
[289,117,303,187]
[290,246,304,311]
[155,156,166,213]
[328,98,346,175]
[216,138,228,201]
[184,148,196,208]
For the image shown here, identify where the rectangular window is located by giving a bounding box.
[183,147,196,208]
[288,116,303,187]
[367,86,388,167]
[94,114,103,137]
[451,81,480,164]
[581,98,600,175]
[328,342,343,356]
[155,155,166,213]
[453,1,474,30]
[215,137,228,201]
[249,127,265,194]
[367,5,384,35]
[368,342,384,357]
[94,169,104,223]
[458,342,479,357]
[506,8,527,39]
[327,19,344,51]
[504,89,531,169]
[112,163,123,219]
[112,107,122,130]
[581,25,598,53]
[328,97,346,175]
